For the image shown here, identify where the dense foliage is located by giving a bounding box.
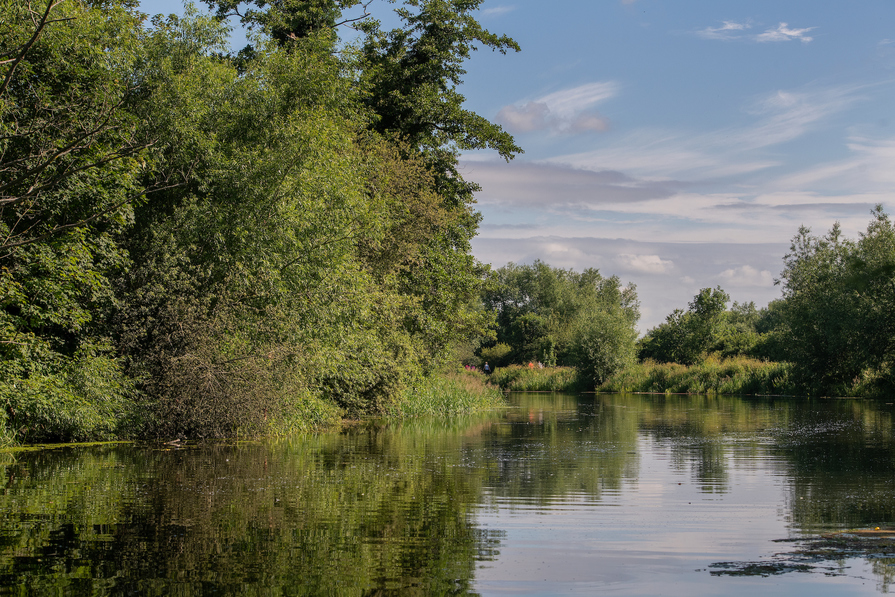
[635,208,895,397]
[770,206,895,395]
[599,356,794,396]
[481,261,640,386]
[0,0,518,442]
[488,365,582,392]
[638,287,766,366]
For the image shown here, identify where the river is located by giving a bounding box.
[1,392,894,595]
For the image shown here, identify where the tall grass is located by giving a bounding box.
[598,356,795,395]
[489,365,583,392]
[384,370,506,417]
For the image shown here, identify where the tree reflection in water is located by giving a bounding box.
[2,395,895,594]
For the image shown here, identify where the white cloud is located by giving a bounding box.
[539,83,617,118]
[737,86,859,149]
[771,135,895,192]
[481,5,515,17]
[755,22,815,44]
[496,82,618,134]
[466,153,889,246]
[571,114,611,132]
[717,265,775,287]
[696,20,815,44]
[697,21,751,41]
[495,102,550,132]
[616,254,675,274]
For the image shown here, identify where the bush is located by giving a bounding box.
[479,343,513,368]
[599,357,795,395]
[384,370,505,417]
[0,344,137,443]
[573,310,637,386]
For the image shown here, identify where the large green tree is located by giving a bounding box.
[638,287,730,365]
[203,0,521,362]
[0,0,162,442]
[773,207,895,394]
[1,0,520,442]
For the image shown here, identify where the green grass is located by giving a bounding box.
[598,356,795,395]
[489,365,583,392]
[384,370,506,417]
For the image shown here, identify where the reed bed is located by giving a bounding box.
[598,357,795,396]
[385,370,506,417]
[489,365,583,392]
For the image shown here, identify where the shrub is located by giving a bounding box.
[489,365,582,392]
[480,343,513,368]
[385,370,505,417]
[599,357,795,396]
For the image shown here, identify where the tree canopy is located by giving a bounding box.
[481,261,640,385]
[0,0,520,442]
[770,206,895,394]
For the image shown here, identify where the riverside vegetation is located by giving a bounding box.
[5,1,895,447]
[475,209,895,398]
[624,210,895,399]
[0,0,522,444]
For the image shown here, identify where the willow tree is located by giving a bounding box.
[204,0,522,363]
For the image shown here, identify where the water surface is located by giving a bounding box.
[2,393,895,595]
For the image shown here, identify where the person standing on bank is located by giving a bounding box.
[483,362,491,375]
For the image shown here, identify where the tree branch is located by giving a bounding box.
[0,94,137,200]
[334,1,373,30]
[0,0,68,98]
[0,180,186,257]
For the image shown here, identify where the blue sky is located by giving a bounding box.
[138,0,895,330]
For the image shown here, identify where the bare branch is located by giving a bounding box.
[334,0,374,29]
[0,140,149,208]
[0,95,137,200]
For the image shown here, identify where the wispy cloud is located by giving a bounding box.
[462,161,680,209]
[876,39,895,69]
[697,21,751,41]
[496,82,618,134]
[696,20,815,44]
[738,86,860,149]
[550,84,862,181]
[756,23,815,43]
[481,5,515,17]
[770,134,895,192]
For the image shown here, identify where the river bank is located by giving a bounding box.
[485,358,794,396]
[598,356,796,395]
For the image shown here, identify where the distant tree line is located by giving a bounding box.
[480,208,895,397]
[638,207,895,396]
[0,0,521,442]
[477,261,641,386]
